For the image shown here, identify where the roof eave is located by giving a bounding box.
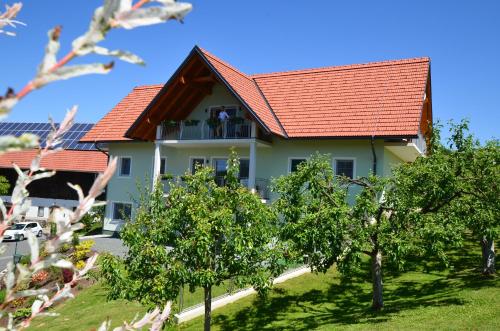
[125,46,200,139]
[195,47,281,137]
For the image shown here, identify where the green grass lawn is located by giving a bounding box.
[28,241,499,331]
[181,241,499,330]
[27,281,234,330]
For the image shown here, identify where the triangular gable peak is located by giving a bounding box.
[126,46,284,141]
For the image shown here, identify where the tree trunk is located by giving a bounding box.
[371,249,384,310]
[481,237,496,275]
[204,285,212,331]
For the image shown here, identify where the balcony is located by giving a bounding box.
[162,177,270,200]
[159,118,252,140]
[216,177,270,200]
[384,132,427,162]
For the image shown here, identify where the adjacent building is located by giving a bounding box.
[81,46,432,234]
[0,123,108,224]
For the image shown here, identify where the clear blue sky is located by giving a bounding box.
[2,0,499,141]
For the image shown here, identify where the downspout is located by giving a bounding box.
[94,142,109,157]
[370,136,377,176]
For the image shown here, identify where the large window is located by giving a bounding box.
[190,157,206,174]
[288,158,307,173]
[119,157,132,177]
[160,157,167,175]
[37,206,45,218]
[212,158,249,184]
[334,158,355,179]
[112,202,132,221]
[239,159,249,178]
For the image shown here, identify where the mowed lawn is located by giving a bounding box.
[29,241,499,330]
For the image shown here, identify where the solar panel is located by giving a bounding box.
[0,122,97,151]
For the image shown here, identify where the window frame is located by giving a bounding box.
[37,206,45,218]
[118,156,132,177]
[332,157,357,179]
[111,201,133,221]
[151,156,167,178]
[288,157,308,174]
[210,156,250,178]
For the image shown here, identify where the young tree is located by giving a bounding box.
[102,151,285,331]
[274,152,466,310]
[394,121,499,275]
[0,1,193,329]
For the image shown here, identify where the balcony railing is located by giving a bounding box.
[215,176,270,200]
[163,176,270,200]
[160,119,252,140]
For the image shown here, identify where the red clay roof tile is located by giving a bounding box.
[81,84,162,142]
[0,150,108,173]
[83,47,430,141]
[197,48,285,136]
[252,57,429,137]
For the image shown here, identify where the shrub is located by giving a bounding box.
[18,255,30,266]
[58,243,71,254]
[10,297,26,308]
[72,231,80,247]
[75,260,86,270]
[72,240,94,263]
[80,205,105,233]
[13,308,31,321]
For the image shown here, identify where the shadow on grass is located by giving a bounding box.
[213,274,464,331]
[211,240,498,331]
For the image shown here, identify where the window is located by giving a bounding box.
[212,158,249,178]
[289,158,307,173]
[112,202,132,220]
[190,157,206,174]
[334,159,355,179]
[239,159,249,178]
[160,157,167,175]
[37,207,44,218]
[119,157,131,177]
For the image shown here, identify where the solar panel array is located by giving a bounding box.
[0,122,97,151]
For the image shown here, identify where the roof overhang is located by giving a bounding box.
[157,138,271,148]
[125,46,272,141]
[384,142,423,162]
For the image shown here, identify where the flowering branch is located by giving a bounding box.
[0,2,24,36]
[0,0,192,119]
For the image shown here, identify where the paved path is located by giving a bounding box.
[84,236,127,257]
[0,236,127,270]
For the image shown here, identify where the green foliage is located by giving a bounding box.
[273,153,350,273]
[71,231,80,247]
[0,175,9,195]
[272,122,500,309]
[72,240,94,263]
[102,150,285,318]
[79,205,105,235]
[12,307,31,321]
[392,120,499,264]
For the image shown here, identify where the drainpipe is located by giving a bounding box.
[94,142,109,157]
[370,136,377,176]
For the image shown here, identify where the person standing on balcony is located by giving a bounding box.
[217,106,230,138]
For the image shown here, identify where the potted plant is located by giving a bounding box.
[206,118,219,128]
[229,117,245,125]
[184,119,200,126]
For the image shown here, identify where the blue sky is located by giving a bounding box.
[2,0,499,141]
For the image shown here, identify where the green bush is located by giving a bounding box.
[13,307,31,321]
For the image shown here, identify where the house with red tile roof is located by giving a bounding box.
[0,122,108,224]
[81,46,432,233]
